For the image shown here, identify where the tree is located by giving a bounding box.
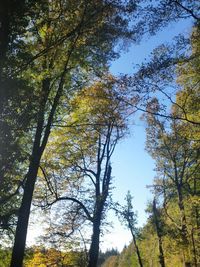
[0,246,11,267]
[120,2,200,127]
[152,198,166,267]
[115,191,143,267]
[33,77,129,267]
[175,24,200,135]
[0,1,50,240]
[101,255,119,267]
[3,1,199,266]
[9,1,136,266]
[0,0,29,78]
[98,248,119,266]
[24,246,85,267]
[145,107,200,267]
[142,25,200,262]
[133,0,199,36]
[0,53,37,241]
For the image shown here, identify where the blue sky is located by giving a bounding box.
[100,19,193,252]
[26,18,193,253]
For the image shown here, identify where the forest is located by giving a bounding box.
[0,1,199,267]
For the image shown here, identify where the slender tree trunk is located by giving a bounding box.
[130,227,143,267]
[158,236,165,267]
[10,153,41,267]
[87,215,101,267]
[10,79,52,267]
[152,199,165,267]
[177,185,191,267]
[10,66,67,266]
[133,234,143,267]
[10,97,47,266]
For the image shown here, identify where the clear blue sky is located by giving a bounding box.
[100,19,193,252]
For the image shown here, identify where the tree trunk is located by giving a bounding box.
[158,236,165,267]
[87,216,101,267]
[131,228,143,267]
[152,199,165,267]
[177,185,191,267]
[10,79,51,267]
[10,149,42,267]
[87,163,111,267]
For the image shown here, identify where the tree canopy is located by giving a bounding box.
[0,1,199,267]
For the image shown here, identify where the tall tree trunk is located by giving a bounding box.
[158,236,165,267]
[130,226,143,267]
[177,185,191,267]
[87,215,101,267]
[9,67,66,266]
[87,163,111,267]
[10,79,53,267]
[132,233,143,267]
[152,199,165,267]
[10,152,41,267]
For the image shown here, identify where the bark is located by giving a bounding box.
[87,215,101,267]
[10,104,47,267]
[10,153,41,267]
[87,154,111,267]
[130,225,143,267]
[177,185,191,267]
[10,68,69,266]
[10,79,53,267]
[177,186,189,244]
[132,232,143,267]
[152,199,165,267]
